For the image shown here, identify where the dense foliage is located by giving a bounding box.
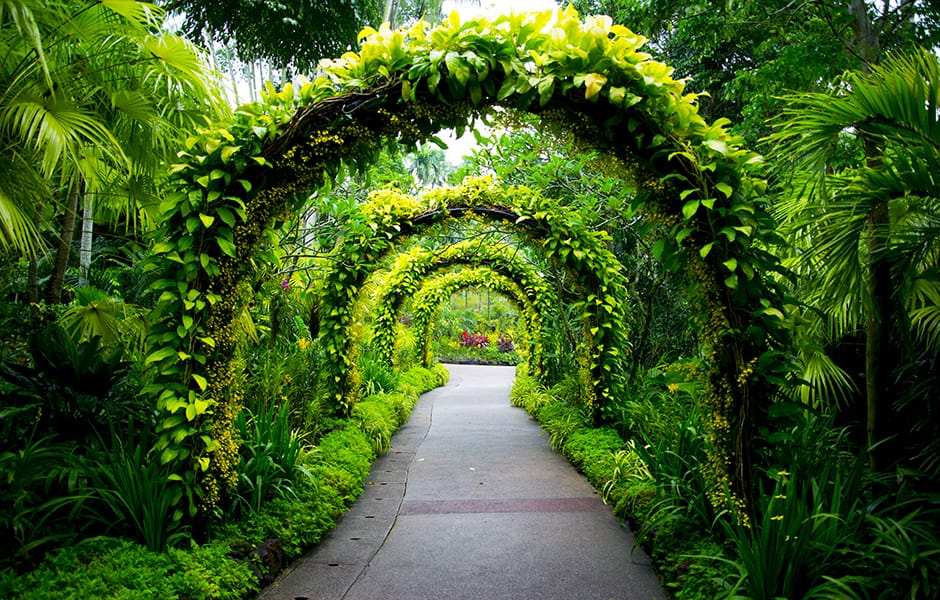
[1,1,938,598]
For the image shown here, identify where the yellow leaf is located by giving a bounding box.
[584,72,607,100]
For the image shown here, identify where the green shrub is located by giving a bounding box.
[1,352,451,598]
[0,537,255,600]
[509,370,553,413]
[562,427,624,488]
[0,436,83,570]
[76,430,187,553]
[397,364,441,395]
[718,459,868,600]
[392,323,420,370]
[314,428,375,483]
[359,347,400,396]
[232,403,313,515]
[351,398,398,454]
[431,362,450,385]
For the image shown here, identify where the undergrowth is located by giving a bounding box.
[0,364,449,599]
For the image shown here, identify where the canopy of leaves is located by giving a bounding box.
[162,0,384,71]
[572,0,940,145]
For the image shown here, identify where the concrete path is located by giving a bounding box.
[258,364,666,600]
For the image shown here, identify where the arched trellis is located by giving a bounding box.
[318,180,633,418]
[144,8,790,512]
[367,239,556,377]
[409,267,541,368]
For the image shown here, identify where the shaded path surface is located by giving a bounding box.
[259,364,666,600]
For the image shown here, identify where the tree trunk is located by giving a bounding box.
[384,0,403,28]
[47,185,81,304]
[850,1,891,470]
[866,199,893,470]
[848,0,881,68]
[79,194,94,286]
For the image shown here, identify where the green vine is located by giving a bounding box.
[318,177,633,417]
[143,7,791,515]
[368,241,550,366]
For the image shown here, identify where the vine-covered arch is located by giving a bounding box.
[145,7,789,512]
[409,267,542,368]
[366,241,554,373]
[319,179,632,415]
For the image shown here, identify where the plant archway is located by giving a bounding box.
[319,179,632,417]
[145,7,789,512]
[373,240,557,373]
[409,267,541,368]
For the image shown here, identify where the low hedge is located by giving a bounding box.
[509,368,653,520]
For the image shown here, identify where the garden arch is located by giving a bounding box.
[409,267,541,368]
[146,7,789,512]
[373,240,557,372]
[320,179,631,416]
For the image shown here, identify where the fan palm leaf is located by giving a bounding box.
[0,0,227,256]
[769,48,940,410]
[0,149,47,254]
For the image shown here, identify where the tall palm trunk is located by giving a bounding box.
[866,198,893,469]
[47,185,81,304]
[79,194,94,286]
[850,1,893,470]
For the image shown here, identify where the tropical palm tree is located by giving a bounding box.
[769,49,940,472]
[0,0,228,299]
[405,143,451,189]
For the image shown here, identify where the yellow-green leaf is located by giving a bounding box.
[584,73,607,100]
[192,373,208,391]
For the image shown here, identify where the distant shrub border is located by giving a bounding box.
[0,365,448,599]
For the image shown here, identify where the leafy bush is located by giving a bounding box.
[1,359,450,597]
[0,322,142,444]
[75,428,187,553]
[0,436,82,570]
[242,339,323,435]
[354,341,401,398]
[392,323,421,370]
[351,397,398,454]
[232,403,313,516]
[562,427,625,488]
[718,460,867,599]
[0,537,256,600]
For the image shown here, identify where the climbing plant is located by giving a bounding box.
[145,6,790,515]
[367,243,552,371]
[409,267,542,368]
[319,178,633,417]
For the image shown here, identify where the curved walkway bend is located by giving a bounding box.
[259,364,666,600]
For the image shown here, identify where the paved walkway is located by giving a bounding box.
[258,364,666,600]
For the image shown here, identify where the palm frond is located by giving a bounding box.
[907,276,940,350]
[97,0,163,30]
[6,89,127,176]
[0,0,59,90]
[797,345,859,409]
[0,150,49,255]
[61,286,147,348]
